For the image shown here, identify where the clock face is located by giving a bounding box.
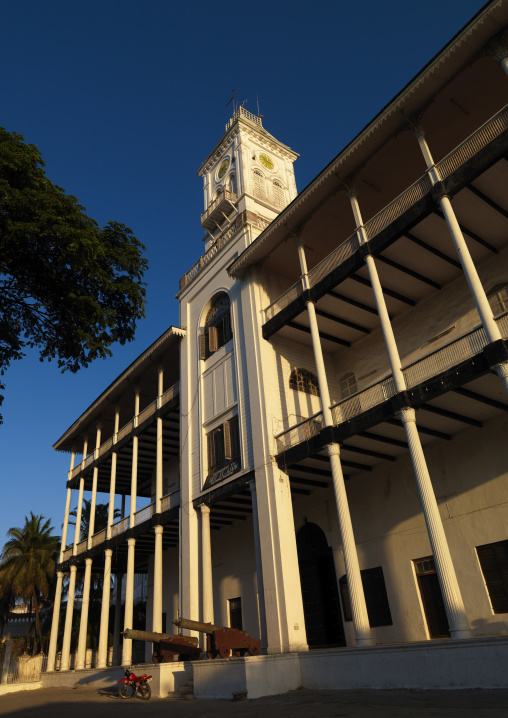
[259,153,274,170]
[217,158,230,179]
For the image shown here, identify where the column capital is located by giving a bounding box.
[398,406,416,424]
[200,504,211,516]
[69,564,77,574]
[326,442,340,458]
[127,537,136,547]
[483,33,508,63]
[85,557,93,567]
[154,524,164,535]
[104,548,113,558]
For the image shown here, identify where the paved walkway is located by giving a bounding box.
[2,687,508,717]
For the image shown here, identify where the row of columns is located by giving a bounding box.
[293,48,508,643]
[48,366,167,671]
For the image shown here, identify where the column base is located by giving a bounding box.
[450,627,473,640]
[355,637,374,647]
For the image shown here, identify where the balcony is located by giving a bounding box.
[275,314,508,455]
[200,188,237,231]
[59,489,181,563]
[179,220,240,292]
[70,382,180,481]
[263,104,508,328]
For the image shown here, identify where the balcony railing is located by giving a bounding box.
[180,220,239,291]
[275,314,508,454]
[69,382,180,481]
[161,489,181,513]
[135,503,154,526]
[91,528,106,547]
[110,516,129,538]
[226,106,263,130]
[264,103,508,325]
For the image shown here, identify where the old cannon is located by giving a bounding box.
[122,628,201,663]
[173,617,261,659]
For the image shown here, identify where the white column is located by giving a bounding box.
[46,571,64,672]
[156,367,164,513]
[413,131,508,394]
[152,368,164,635]
[97,549,113,668]
[47,461,74,672]
[488,37,508,77]
[122,538,136,666]
[152,526,163,634]
[113,573,123,665]
[88,425,102,547]
[76,558,93,669]
[200,505,214,626]
[295,236,373,646]
[249,479,268,651]
[60,565,77,671]
[400,408,471,638]
[347,189,471,639]
[130,389,140,526]
[108,410,120,537]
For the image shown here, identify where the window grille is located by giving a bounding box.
[200,293,232,360]
[487,283,508,317]
[289,368,320,396]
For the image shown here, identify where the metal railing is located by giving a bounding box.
[110,517,129,538]
[134,503,154,526]
[61,546,73,561]
[200,188,237,225]
[67,382,180,482]
[275,314,508,454]
[91,528,106,547]
[437,105,508,181]
[262,102,508,325]
[160,489,181,513]
[75,539,87,555]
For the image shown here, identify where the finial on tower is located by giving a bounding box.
[226,88,242,115]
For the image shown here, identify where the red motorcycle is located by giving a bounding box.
[117,668,152,700]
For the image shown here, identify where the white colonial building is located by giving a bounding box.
[47,0,508,694]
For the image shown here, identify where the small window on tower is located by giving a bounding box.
[206,415,240,476]
[272,180,284,207]
[228,173,237,195]
[200,293,233,360]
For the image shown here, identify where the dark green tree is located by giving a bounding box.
[0,127,148,422]
[69,499,121,542]
[0,513,59,653]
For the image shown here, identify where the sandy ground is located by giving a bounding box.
[2,686,508,717]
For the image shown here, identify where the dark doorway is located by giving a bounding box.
[296,522,346,647]
[415,557,450,638]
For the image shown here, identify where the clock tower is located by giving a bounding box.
[197,106,299,252]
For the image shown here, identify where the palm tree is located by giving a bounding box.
[0,513,59,653]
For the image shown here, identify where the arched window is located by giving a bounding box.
[200,293,233,360]
[272,180,284,207]
[215,186,223,201]
[228,173,237,195]
[339,372,357,399]
[289,368,320,396]
[253,169,266,200]
[487,283,508,317]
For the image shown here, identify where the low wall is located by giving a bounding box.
[150,661,193,697]
[41,666,125,689]
[0,682,41,696]
[194,635,508,699]
[299,636,508,690]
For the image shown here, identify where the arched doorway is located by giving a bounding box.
[296,522,345,647]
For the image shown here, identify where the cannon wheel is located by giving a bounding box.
[248,643,260,656]
[219,646,230,659]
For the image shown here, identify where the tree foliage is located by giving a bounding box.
[69,499,121,542]
[0,513,59,652]
[0,127,148,420]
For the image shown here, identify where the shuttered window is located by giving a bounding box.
[339,566,392,627]
[206,415,240,476]
[477,540,508,613]
[253,169,266,199]
[272,180,284,207]
[339,372,357,399]
[202,293,233,360]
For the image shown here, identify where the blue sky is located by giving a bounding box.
[0,0,487,545]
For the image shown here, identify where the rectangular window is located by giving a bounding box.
[477,540,508,614]
[229,597,242,630]
[206,415,240,476]
[339,566,393,627]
